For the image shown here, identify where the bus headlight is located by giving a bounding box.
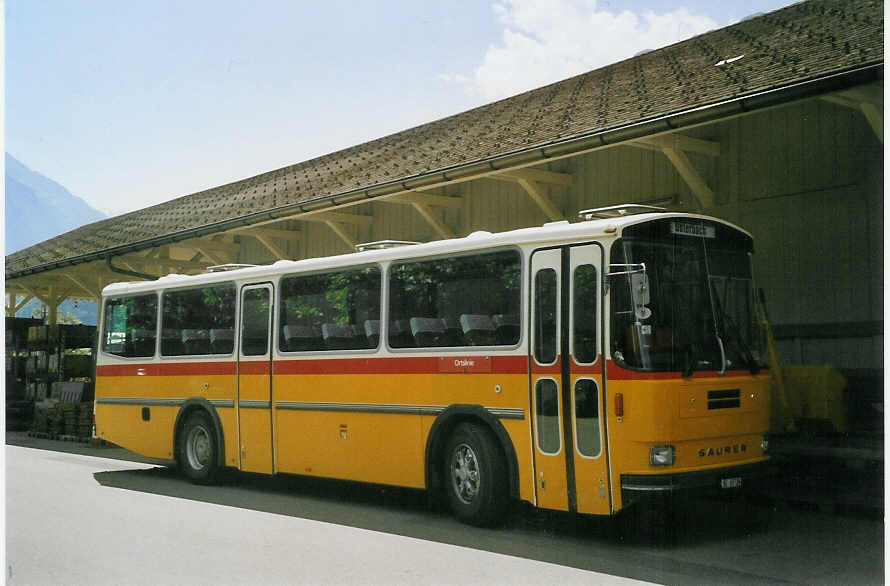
[761,436,769,454]
[650,445,675,466]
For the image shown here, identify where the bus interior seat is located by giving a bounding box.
[388,319,414,348]
[364,320,380,347]
[459,314,497,346]
[441,315,464,346]
[130,328,156,356]
[409,317,447,347]
[492,313,520,345]
[162,328,185,355]
[210,328,234,354]
[322,323,361,350]
[182,329,212,355]
[282,325,323,352]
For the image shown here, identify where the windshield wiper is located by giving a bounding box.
[709,287,759,374]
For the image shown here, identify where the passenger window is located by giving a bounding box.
[572,264,598,364]
[279,266,380,352]
[161,285,236,356]
[102,294,157,358]
[388,250,521,348]
[241,288,270,356]
[535,379,561,454]
[533,268,558,364]
[574,379,601,457]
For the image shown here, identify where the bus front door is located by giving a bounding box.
[237,283,274,474]
[530,244,611,515]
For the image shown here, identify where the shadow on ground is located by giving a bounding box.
[92,463,782,583]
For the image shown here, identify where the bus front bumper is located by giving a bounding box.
[621,461,768,505]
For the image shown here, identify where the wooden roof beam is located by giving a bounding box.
[302,212,373,226]
[631,134,720,157]
[497,168,573,186]
[822,90,883,144]
[661,147,714,208]
[516,177,563,221]
[325,221,355,250]
[411,202,455,239]
[250,232,289,261]
[383,192,463,209]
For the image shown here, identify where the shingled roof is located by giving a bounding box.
[6,0,883,278]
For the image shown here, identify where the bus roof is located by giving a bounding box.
[101,211,749,296]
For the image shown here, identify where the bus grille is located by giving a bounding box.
[708,389,740,410]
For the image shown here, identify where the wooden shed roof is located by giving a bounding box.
[6,0,883,278]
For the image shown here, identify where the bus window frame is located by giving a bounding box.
[100,291,161,360]
[276,263,384,356]
[158,281,238,360]
[384,245,525,354]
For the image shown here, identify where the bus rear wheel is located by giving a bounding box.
[443,423,508,527]
[179,411,218,485]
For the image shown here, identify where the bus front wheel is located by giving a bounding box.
[443,423,508,526]
[179,411,219,485]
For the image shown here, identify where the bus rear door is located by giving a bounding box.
[237,283,274,474]
[530,243,610,515]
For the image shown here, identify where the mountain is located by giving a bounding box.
[5,153,105,254]
[6,153,106,324]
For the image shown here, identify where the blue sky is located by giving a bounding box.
[6,0,797,218]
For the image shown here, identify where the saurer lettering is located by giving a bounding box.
[698,443,747,458]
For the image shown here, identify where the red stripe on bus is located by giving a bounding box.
[96,362,236,377]
[273,355,528,375]
[239,361,271,375]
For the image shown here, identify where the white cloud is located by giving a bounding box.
[451,0,720,101]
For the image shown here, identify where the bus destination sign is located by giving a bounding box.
[671,221,716,239]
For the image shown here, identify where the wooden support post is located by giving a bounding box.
[411,202,454,239]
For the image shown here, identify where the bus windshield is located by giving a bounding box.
[610,219,763,373]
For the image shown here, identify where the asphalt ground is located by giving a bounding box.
[5,432,885,584]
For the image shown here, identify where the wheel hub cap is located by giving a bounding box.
[451,443,480,504]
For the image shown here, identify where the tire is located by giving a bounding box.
[442,423,508,527]
[178,411,219,485]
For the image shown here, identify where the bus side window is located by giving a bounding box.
[533,269,558,364]
[162,285,236,356]
[574,379,601,457]
[572,264,598,364]
[388,250,521,349]
[279,266,381,352]
[103,294,158,358]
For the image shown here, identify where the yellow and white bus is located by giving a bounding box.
[96,205,770,525]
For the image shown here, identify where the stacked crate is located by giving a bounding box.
[78,403,94,438]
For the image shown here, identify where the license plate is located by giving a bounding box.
[720,477,743,489]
